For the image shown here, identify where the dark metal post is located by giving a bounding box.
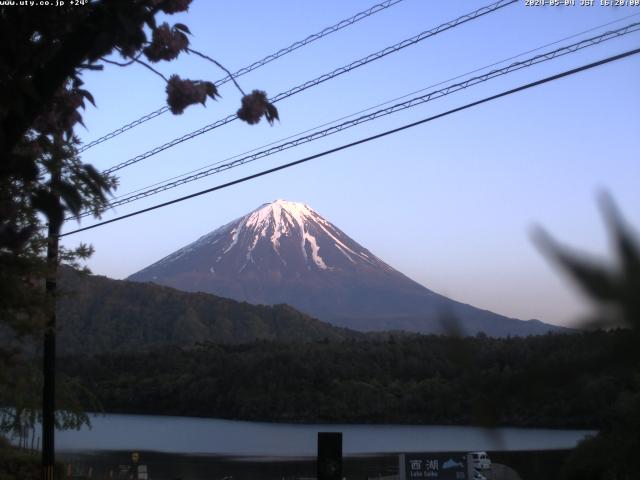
[42,229,58,479]
[42,138,61,480]
[317,432,342,480]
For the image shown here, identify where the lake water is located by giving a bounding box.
[56,413,595,456]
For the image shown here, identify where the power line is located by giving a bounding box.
[106,13,640,204]
[78,0,405,153]
[75,21,640,219]
[267,0,516,106]
[60,46,640,238]
[101,0,516,175]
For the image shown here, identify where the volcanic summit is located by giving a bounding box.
[128,200,563,336]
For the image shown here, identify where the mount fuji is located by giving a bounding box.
[128,200,564,336]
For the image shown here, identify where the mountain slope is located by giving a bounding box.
[56,269,359,355]
[128,200,565,337]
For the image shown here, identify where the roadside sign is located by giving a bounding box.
[137,464,148,480]
[399,453,471,480]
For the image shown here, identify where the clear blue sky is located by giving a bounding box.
[64,0,640,327]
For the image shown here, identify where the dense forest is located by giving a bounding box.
[60,329,637,429]
[55,269,359,354]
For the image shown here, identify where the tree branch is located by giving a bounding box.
[99,51,142,68]
[79,64,104,71]
[132,58,169,82]
[187,47,245,96]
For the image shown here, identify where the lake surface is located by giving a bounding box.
[56,413,595,456]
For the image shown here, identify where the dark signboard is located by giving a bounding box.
[317,432,342,480]
[399,453,470,480]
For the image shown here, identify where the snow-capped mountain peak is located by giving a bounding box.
[243,200,315,255]
[128,200,565,337]
[136,200,389,279]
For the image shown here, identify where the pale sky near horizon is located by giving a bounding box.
[62,0,640,327]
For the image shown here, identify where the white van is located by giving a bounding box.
[469,451,491,470]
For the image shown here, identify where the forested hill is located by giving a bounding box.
[56,269,360,354]
[61,329,637,429]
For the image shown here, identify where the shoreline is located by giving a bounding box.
[58,449,574,480]
[55,413,595,455]
[82,410,599,431]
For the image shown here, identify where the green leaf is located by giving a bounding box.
[79,89,95,107]
[146,15,157,30]
[57,180,84,217]
[174,23,191,34]
[533,227,619,302]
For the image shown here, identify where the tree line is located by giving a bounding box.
[60,329,636,429]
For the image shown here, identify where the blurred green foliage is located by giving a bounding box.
[535,194,640,479]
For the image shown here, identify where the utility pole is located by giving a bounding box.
[42,134,62,480]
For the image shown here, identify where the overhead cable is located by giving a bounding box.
[73,21,640,219]
[78,0,405,153]
[60,46,640,238]
[107,12,640,204]
[101,0,517,175]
